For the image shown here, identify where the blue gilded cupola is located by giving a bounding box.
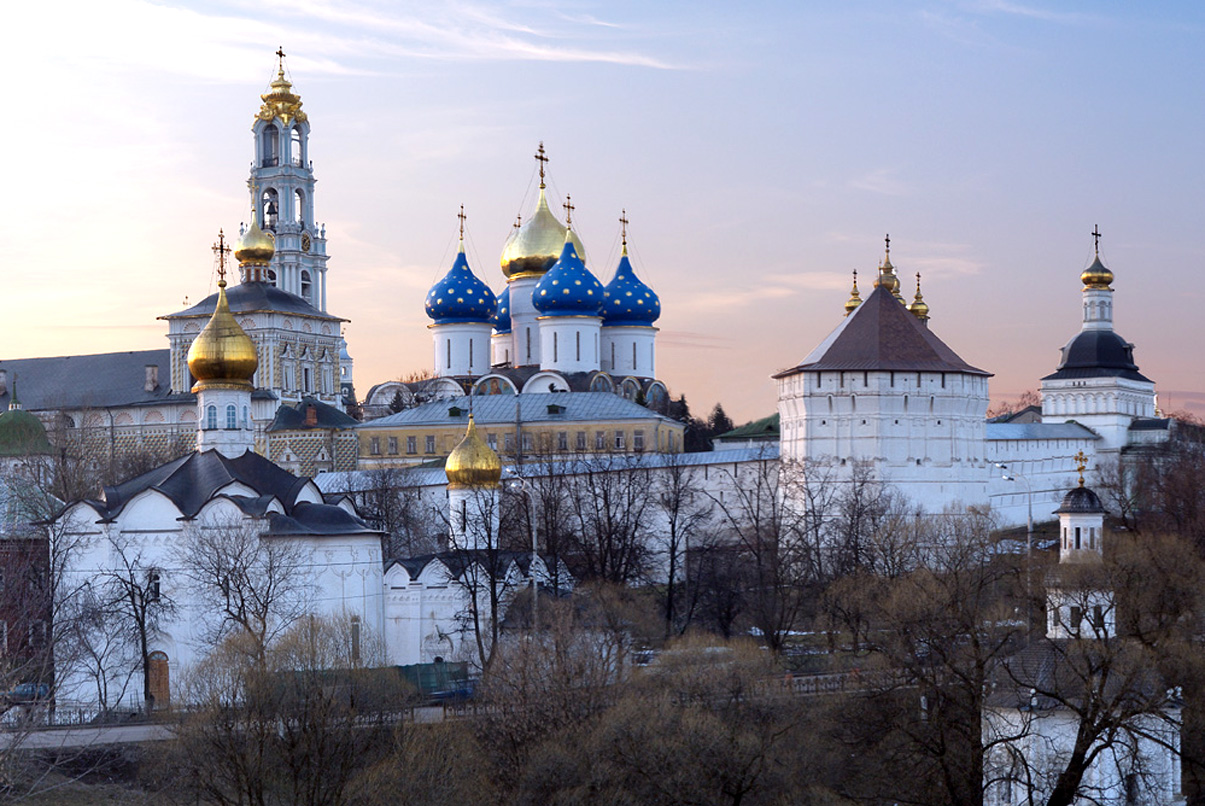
[425,242,498,324]
[492,285,511,334]
[602,247,660,326]
[532,235,604,317]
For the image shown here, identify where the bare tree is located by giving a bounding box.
[345,468,442,561]
[563,454,653,585]
[652,452,711,636]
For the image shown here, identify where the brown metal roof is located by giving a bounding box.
[774,284,990,378]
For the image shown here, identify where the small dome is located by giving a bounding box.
[0,408,50,457]
[425,242,497,325]
[257,66,307,126]
[844,271,862,316]
[500,188,587,278]
[492,286,512,334]
[532,236,604,317]
[235,214,276,267]
[1056,485,1105,514]
[602,247,660,326]
[907,273,930,321]
[1081,255,1114,289]
[445,416,502,489]
[187,281,259,390]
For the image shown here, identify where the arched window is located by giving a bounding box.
[261,124,279,166]
[295,189,305,226]
[226,404,237,429]
[206,405,217,430]
[261,188,279,229]
[291,127,303,167]
[301,270,312,303]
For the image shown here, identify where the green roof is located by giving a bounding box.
[714,413,779,442]
[0,408,51,457]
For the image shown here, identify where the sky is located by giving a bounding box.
[1,1,1202,423]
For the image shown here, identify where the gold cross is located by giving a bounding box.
[884,233,891,259]
[1091,224,1101,255]
[458,204,466,239]
[534,142,549,188]
[563,194,574,226]
[619,209,629,246]
[1073,449,1088,486]
[276,47,286,72]
[212,229,231,285]
[514,214,522,229]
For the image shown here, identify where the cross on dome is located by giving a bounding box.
[276,46,286,71]
[534,142,549,189]
[458,204,466,239]
[563,195,575,227]
[212,229,231,286]
[619,209,629,247]
[1092,224,1102,255]
[1074,449,1089,486]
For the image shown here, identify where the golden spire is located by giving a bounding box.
[874,233,904,301]
[445,415,502,489]
[907,272,930,322]
[1074,450,1088,487]
[187,232,259,391]
[500,145,587,277]
[844,270,862,316]
[620,209,629,256]
[256,47,307,125]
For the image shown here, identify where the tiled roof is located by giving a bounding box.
[360,392,677,430]
[985,422,1099,441]
[774,285,990,378]
[0,350,182,411]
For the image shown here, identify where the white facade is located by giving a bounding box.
[538,316,602,374]
[600,325,657,378]
[431,322,493,378]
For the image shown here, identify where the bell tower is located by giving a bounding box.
[248,48,330,311]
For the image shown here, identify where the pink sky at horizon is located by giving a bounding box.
[1,1,1202,425]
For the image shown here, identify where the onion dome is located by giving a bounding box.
[873,235,905,302]
[500,187,587,278]
[1055,485,1105,514]
[602,245,660,326]
[1081,255,1114,290]
[445,415,502,489]
[0,408,50,457]
[532,234,604,317]
[256,61,307,126]
[844,270,862,316]
[492,285,512,334]
[907,272,930,321]
[187,279,259,390]
[235,212,276,268]
[425,241,498,325]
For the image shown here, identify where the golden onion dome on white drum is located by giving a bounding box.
[500,187,587,279]
[186,279,259,391]
[445,416,502,489]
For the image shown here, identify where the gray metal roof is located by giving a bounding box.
[162,281,345,322]
[985,422,1099,441]
[0,350,184,412]
[359,392,679,430]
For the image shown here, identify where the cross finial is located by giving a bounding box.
[458,204,466,240]
[1073,449,1088,487]
[276,47,286,72]
[513,214,522,229]
[916,271,922,290]
[885,233,891,258]
[534,142,549,189]
[563,194,574,227]
[212,229,231,287]
[1091,224,1101,256]
[619,209,629,246]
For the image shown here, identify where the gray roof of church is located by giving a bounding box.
[1042,330,1151,383]
[360,393,679,429]
[985,639,1167,710]
[774,284,990,378]
[985,422,1099,441]
[0,350,184,411]
[75,449,377,536]
[267,397,359,432]
[162,281,345,322]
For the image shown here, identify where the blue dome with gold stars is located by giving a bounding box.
[602,250,660,326]
[425,243,497,325]
[492,285,511,334]
[532,236,603,317]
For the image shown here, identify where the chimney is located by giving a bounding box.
[0,369,7,397]
[145,364,159,393]
[305,404,318,427]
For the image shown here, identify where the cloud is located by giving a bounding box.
[848,168,909,197]
[960,0,1097,25]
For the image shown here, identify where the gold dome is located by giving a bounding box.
[235,212,276,267]
[1081,255,1114,290]
[844,271,862,316]
[257,66,307,126]
[445,416,502,489]
[500,188,587,279]
[187,281,259,391]
[907,272,930,321]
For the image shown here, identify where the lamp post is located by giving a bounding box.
[996,462,1033,636]
[507,479,538,635]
